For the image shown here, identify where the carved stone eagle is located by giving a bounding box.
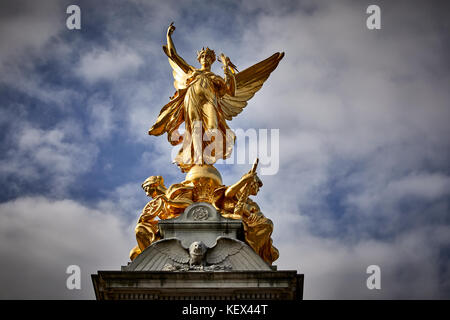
[125,236,271,271]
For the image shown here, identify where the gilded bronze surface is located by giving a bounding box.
[148,22,284,171]
[130,23,283,265]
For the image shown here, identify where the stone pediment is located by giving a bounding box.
[123,203,271,272]
[123,236,271,272]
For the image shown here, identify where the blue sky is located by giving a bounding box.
[0,0,449,299]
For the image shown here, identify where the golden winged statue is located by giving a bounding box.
[148,22,284,172]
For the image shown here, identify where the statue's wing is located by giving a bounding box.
[148,47,193,137]
[148,88,186,140]
[206,237,272,270]
[206,237,245,264]
[154,238,190,263]
[163,45,192,90]
[168,58,190,90]
[126,238,190,271]
[219,52,284,120]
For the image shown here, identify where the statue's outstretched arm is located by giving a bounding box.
[163,23,193,74]
[224,160,259,198]
[224,172,256,199]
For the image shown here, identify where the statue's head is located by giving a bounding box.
[189,241,207,257]
[197,47,216,68]
[141,175,166,198]
[249,175,263,196]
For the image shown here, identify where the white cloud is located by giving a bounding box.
[278,224,450,299]
[0,0,64,71]
[386,173,450,200]
[0,197,134,299]
[76,43,144,83]
[87,98,116,140]
[96,181,148,221]
[346,172,450,213]
[0,120,98,195]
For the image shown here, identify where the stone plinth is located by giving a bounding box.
[92,270,303,300]
[158,202,244,248]
[92,202,304,300]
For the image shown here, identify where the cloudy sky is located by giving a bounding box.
[0,0,449,299]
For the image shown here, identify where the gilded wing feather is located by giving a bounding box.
[148,89,185,141]
[219,52,284,120]
[147,46,192,137]
[162,44,193,90]
[168,58,190,90]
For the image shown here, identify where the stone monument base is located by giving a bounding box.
[92,202,304,300]
[92,270,303,300]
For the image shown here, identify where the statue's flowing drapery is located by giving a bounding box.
[148,50,285,172]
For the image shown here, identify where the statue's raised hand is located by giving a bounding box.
[167,22,176,36]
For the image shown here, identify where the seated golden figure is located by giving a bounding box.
[129,176,193,261]
[130,163,279,265]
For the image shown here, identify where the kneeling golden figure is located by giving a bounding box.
[213,161,279,265]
